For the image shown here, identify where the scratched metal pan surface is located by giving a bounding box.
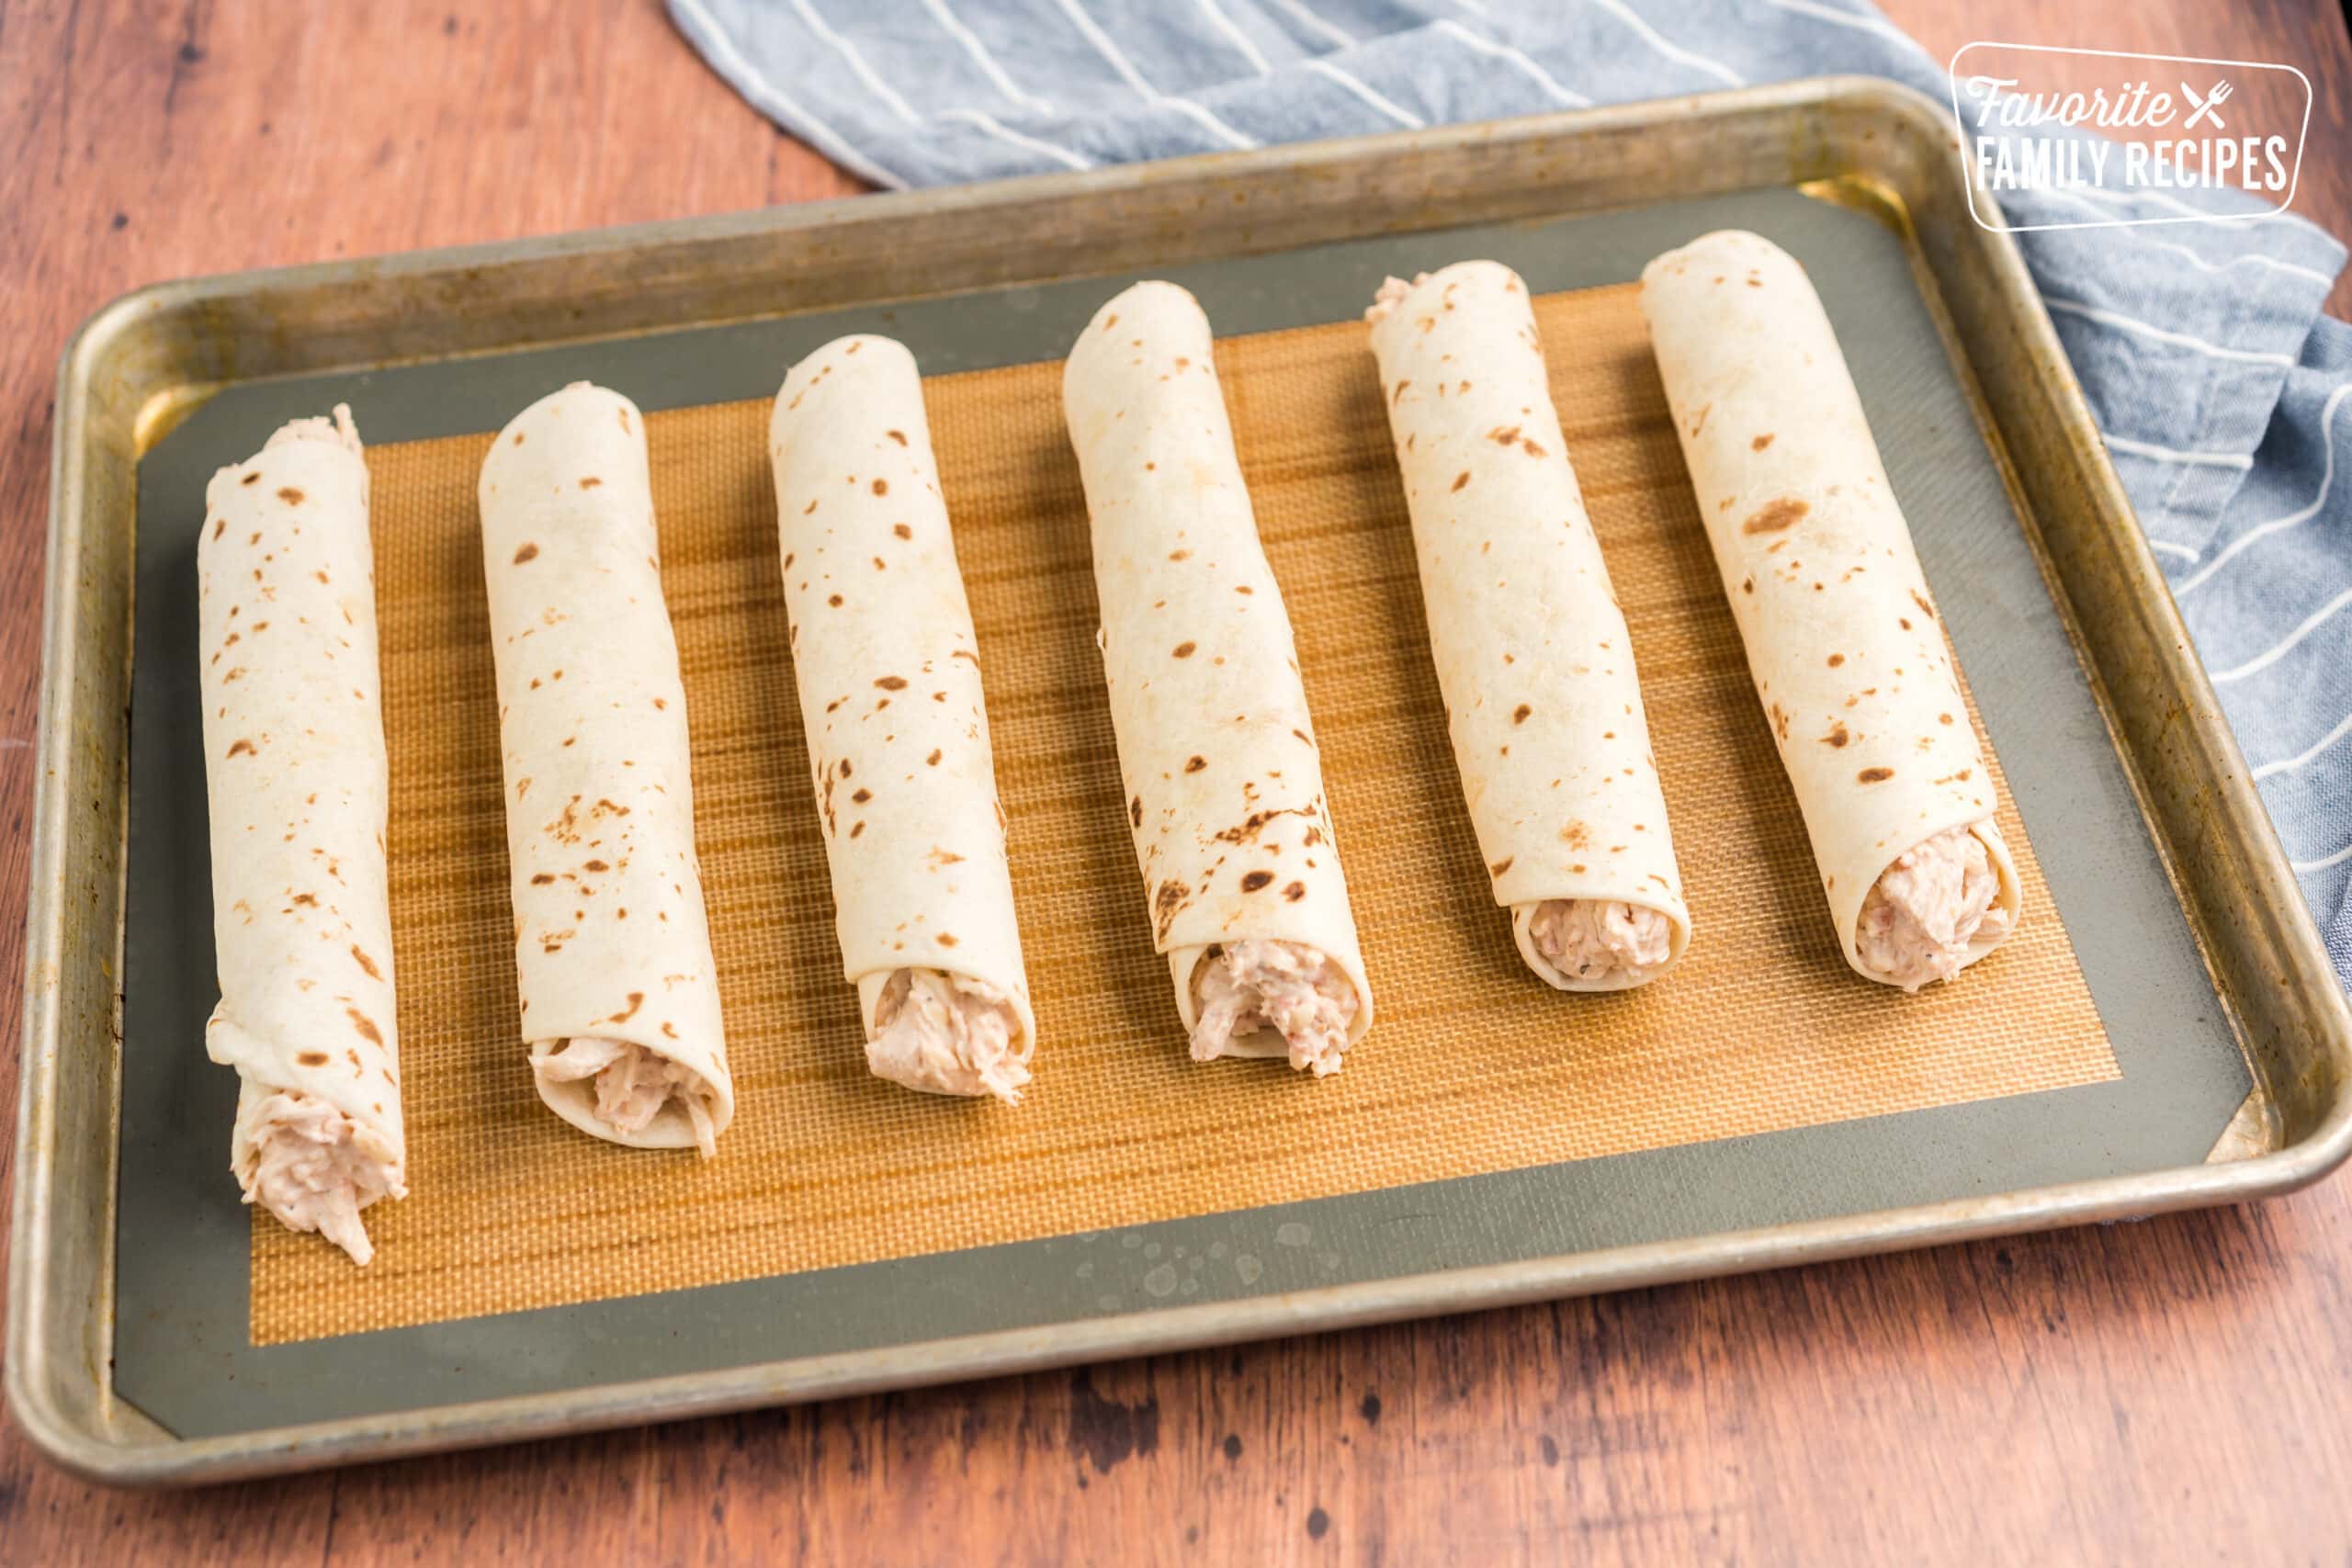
[13,77,2349,1484]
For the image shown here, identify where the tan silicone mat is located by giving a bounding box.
[251,282,2120,1345]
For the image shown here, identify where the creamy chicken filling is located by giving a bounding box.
[1854,826,2012,993]
[1188,939,1360,1077]
[868,968,1032,1104]
[1363,274,1423,324]
[244,1089,396,1267]
[1529,899,1674,987]
[535,1036,719,1157]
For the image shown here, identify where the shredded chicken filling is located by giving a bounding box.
[1529,899,1674,986]
[536,1036,719,1157]
[1188,939,1359,1077]
[1364,273,1424,324]
[243,1089,397,1267]
[868,968,1031,1104]
[1854,825,2012,992]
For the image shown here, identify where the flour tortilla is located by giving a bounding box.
[769,334,1037,1061]
[1368,261,1691,989]
[478,382,734,1146]
[1639,231,2022,983]
[1062,281,1374,1045]
[198,407,406,1238]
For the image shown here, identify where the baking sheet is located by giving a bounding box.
[115,188,2248,1438]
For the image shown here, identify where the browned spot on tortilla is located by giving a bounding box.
[1689,403,1710,437]
[1770,703,1790,741]
[1129,795,1143,828]
[1899,617,1912,631]
[851,788,872,805]
[211,519,225,539]
[935,931,958,947]
[1452,471,1472,492]
[1184,756,1206,773]
[1741,497,1809,536]
[1822,723,1850,748]
[829,593,844,607]
[1512,704,1532,725]
[579,477,602,490]
[1911,589,1937,619]
[850,821,865,839]
[277,487,305,505]
[1740,574,1754,594]
[870,478,888,497]
[583,859,610,872]
[1859,767,1894,783]
[661,1021,678,1039]
[952,649,980,666]
[840,759,854,778]
[1283,880,1306,903]
[1939,713,1955,726]
[1240,870,1274,893]
[804,499,819,514]
[876,675,908,690]
[225,739,254,758]
[297,1051,329,1067]
[929,750,944,766]
[514,542,539,564]
[240,471,261,486]
[893,523,912,539]
[1391,379,1410,404]
[1752,434,1775,451]
[350,944,381,980]
[1103,313,1119,332]
[605,992,645,1025]
[617,408,631,434]
[1827,653,1845,667]
[1559,820,1591,849]
[1173,641,1196,659]
[1487,856,1514,878]
[530,873,555,885]
[346,1008,383,1046]
[1487,424,1522,446]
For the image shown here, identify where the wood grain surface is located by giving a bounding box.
[3,0,2348,1560]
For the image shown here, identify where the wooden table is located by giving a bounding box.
[4,2,2348,1559]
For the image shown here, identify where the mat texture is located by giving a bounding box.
[251,282,2118,1344]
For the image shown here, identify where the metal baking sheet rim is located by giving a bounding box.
[14,75,2352,1485]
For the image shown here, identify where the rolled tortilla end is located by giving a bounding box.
[1510,897,1691,994]
[770,335,1039,1102]
[1367,261,1692,993]
[1064,281,1374,1072]
[199,405,406,1263]
[1639,230,2024,988]
[854,968,1036,1104]
[480,382,736,1151]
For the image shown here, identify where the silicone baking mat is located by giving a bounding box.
[247,281,2115,1345]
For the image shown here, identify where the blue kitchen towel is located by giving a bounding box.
[671,0,2352,987]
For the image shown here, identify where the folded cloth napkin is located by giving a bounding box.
[672,0,2352,987]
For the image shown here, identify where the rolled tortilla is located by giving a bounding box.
[1064,281,1374,1076]
[1368,262,1692,990]
[1640,231,2023,989]
[479,382,734,1152]
[198,406,404,1264]
[769,335,1037,1103]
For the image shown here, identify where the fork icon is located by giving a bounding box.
[2182,80,2233,130]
